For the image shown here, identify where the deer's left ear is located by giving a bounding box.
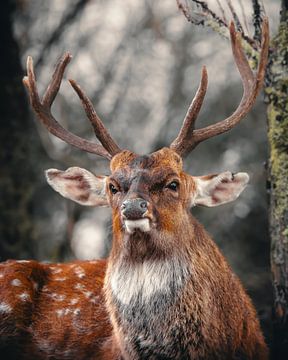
[191,171,249,207]
[45,167,108,206]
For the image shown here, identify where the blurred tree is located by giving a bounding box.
[176,0,288,358]
[0,0,43,260]
[267,1,288,357]
[35,0,90,68]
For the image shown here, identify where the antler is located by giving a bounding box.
[23,53,121,160]
[170,17,269,157]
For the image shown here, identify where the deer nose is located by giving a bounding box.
[121,198,148,220]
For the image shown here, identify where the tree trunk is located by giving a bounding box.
[0,0,43,260]
[266,1,288,357]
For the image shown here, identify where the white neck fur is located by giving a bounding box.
[109,257,189,305]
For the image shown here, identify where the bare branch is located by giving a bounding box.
[176,0,228,36]
[225,0,244,34]
[239,0,250,36]
[35,0,90,69]
[216,0,227,24]
[252,0,264,44]
[177,0,258,52]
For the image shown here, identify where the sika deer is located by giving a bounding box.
[0,19,269,359]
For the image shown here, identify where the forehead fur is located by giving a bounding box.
[110,148,183,173]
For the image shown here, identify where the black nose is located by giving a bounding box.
[121,198,148,220]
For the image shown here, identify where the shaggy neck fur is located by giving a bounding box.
[104,216,206,359]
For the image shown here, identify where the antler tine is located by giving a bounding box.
[42,52,72,108]
[69,79,121,156]
[191,18,269,147]
[23,53,114,160]
[170,66,208,155]
[171,17,269,157]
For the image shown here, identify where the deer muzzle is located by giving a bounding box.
[121,198,151,233]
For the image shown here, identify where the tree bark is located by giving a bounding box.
[0,0,43,260]
[266,1,288,357]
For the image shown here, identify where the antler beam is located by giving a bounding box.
[23,53,121,160]
[170,66,208,155]
[170,17,269,157]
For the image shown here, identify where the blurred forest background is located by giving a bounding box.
[0,0,282,350]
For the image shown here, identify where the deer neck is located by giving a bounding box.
[103,215,209,358]
[105,213,202,307]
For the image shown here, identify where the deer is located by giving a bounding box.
[0,18,269,360]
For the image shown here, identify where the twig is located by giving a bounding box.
[225,0,244,34]
[216,0,227,24]
[239,0,250,36]
[35,0,90,69]
[251,0,263,44]
[177,0,258,52]
[177,0,229,36]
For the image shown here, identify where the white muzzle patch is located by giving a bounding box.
[124,219,150,234]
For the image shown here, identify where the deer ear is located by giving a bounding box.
[45,167,108,206]
[192,171,249,207]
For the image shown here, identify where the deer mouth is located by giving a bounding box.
[124,218,151,234]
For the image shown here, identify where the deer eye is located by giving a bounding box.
[166,181,179,192]
[109,183,119,195]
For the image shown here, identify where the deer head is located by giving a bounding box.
[23,19,269,253]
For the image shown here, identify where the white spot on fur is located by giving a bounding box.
[63,350,72,356]
[51,268,62,274]
[37,339,53,352]
[73,308,81,316]
[0,273,4,279]
[0,302,12,313]
[56,309,64,317]
[74,283,85,291]
[18,292,30,301]
[16,260,30,263]
[11,279,22,286]
[90,296,100,304]
[32,282,38,291]
[124,219,150,234]
[84,291,92,299]
[48,293,66,301]
[110,258,188,305]
[74,266,85,279]
[70,298,79,305]
[54,277,67,282]
[56,308,71,317]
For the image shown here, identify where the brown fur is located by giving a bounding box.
[0,259,111,359]
[0,148,268,359]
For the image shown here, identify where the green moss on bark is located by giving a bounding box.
[265,10,288,357]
